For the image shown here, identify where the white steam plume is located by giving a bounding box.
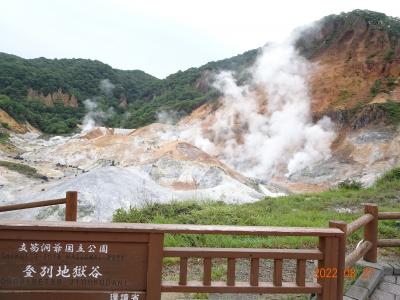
[99,79,115,97]
[181,38,335,178]
[81,79,117,132]
[82,99,115,132]
[156,110,183,125]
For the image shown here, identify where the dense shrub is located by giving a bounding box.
[376,167,400,185]
[337,179,363,190]
[0,95,84,134]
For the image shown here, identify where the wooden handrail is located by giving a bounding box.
[345,240,372,268]
[0,220,342,236]
[377,239,400,247]
[346,213,374,236]
[0,198,66,212]
[329,205,400,296]
[378,212,400,220]
[0,191,78,221]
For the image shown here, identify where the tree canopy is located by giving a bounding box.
[0,49,257,133]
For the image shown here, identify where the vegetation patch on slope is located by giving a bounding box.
[297,10,400,58]
[113,168,400,250]
[378,101,400,124]
[0,130,9,144]
[0,160,46,179]
[0,95,84,134]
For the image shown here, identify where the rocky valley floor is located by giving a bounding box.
[0,114,400,222]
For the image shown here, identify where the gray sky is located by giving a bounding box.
[1,0,399,78]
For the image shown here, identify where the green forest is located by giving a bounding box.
[0,48,257,133]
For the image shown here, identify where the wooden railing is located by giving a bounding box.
[0,194,398,299]
[377,211,400,247]
[161,226,343,300]
[0,191,77,221]
[329,203,400,297]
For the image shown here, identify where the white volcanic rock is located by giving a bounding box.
[0,165,268,221]
[0,125,279,221]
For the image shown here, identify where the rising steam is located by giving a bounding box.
[181,37,335,178]
[99,79,115,97]
[82,79,117,132]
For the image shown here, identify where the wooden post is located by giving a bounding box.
[146,233,164,300]
[227,258,236,286]
[317,236,339,300]
[203,258,212,286]
[329,221,346,298]
[296,259,306,286]
[65,191,77,221]
[363,203,378,263]
[250,258,259,286]
[179,257,188,285]
[273,259,282,287]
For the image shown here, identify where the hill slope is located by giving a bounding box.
[298,9,400,113]
[0,49,257,133]
[1,10,399,135]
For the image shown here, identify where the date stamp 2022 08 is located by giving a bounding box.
[314,267,373,280]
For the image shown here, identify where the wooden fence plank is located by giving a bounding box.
[273,259,283,287]
[227,258,236,286]
[146,233,164,300]
[296,259,306,287]
[203,258,212,286]
[250,258,259,286]
[179,257,188,286]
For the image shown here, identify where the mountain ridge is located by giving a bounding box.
[0,9,399,134]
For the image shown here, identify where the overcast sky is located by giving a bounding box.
[1,0,399,78]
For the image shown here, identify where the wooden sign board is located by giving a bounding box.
[0,222,164,300]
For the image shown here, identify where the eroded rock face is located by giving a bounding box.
[0,109,26,133]
[118,94,128,108]
[295,12,400,114]
[27,88,78,108]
